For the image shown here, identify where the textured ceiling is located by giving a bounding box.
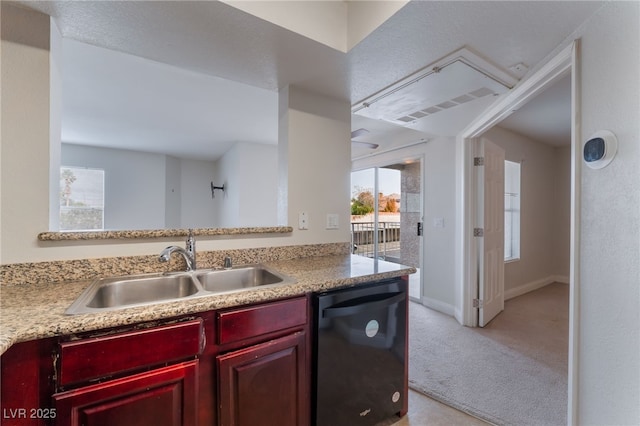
[15,0,604,158]
[500,74,572,147]
[61,39,279,160]
[22,0,349,98]
[347,1,602,104]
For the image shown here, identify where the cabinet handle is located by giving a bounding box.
[322,292,405,319]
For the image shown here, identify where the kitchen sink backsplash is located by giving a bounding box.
[0,242,351,286]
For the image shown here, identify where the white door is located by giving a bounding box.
[478,139,505,327]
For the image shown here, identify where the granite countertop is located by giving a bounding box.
[0,255,415,355]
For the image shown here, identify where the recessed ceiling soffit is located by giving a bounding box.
[352,47,519,130]
[221,0,408,52]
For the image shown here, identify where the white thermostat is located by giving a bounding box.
[583,130,617,169]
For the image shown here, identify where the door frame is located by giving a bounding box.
[352,143,427,302]
[455,40,580,424]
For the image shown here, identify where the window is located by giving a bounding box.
[504,160,520,261]
[350,167,401,261]
[60,166,105,231]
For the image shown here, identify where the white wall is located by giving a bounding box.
[552,146,571,278]
[62,144,221,230]
[575,2,639,423]
[279,86,352,245]
[49,18,62,232]
[214,142,278,228]
[214,144,239,227]
[422,137,457,313]
[164,155,181,229]
[221,1,407,52]
[482,126,569,293]
[346,1,408,50]
[235,142,278,227]
[1,4,51,263]
[62,144,167,230]
[179,158,216,228]
[0,4,351,263]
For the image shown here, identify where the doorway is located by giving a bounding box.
[458,41,579,422]
[350,160,423,301]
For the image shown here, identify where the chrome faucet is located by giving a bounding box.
[159,230,197,271]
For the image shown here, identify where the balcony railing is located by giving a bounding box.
[351,221,400,261]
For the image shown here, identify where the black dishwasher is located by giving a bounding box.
[313,278,407,426]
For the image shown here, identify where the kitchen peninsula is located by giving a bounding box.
[1,243,414,426]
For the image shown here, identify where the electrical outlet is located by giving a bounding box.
[298,212,309,230]
[326,214,339,230]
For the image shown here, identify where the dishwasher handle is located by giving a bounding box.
[322,291,405,319]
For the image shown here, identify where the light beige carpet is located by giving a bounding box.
[408,283,568,426]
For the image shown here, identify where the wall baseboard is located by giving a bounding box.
[551,275,570,284]
[505,276,568,300]
[454,306,464,325]
[422,296,456,317]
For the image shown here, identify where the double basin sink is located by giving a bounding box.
[66,265,296,315]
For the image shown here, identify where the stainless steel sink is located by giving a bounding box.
[195,265,295,294]
[65,273,200,315]
[65,265,296,315]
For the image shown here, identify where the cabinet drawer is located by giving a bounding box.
[217,297,307,345]
[58,318,204,387]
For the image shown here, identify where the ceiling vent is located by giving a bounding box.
[394,85,498,123]
[352,47,518,128]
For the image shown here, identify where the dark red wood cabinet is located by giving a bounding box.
[217,332,307,426]
[216,297,311,426]
[215,296,309,426]
[56,319,204,389]
[53,360,199,426]
[0,296,311,426]
[0,338,57,426]
[50,319,204,426]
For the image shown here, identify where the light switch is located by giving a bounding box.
[326,214,339,230]
[298,212,309,230]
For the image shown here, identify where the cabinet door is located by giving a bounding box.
[53,360,198,426]
[217,332,308,426]
[0,339,57,426]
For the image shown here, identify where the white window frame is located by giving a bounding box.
[59,166,105,231]
[504,160,521,262]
